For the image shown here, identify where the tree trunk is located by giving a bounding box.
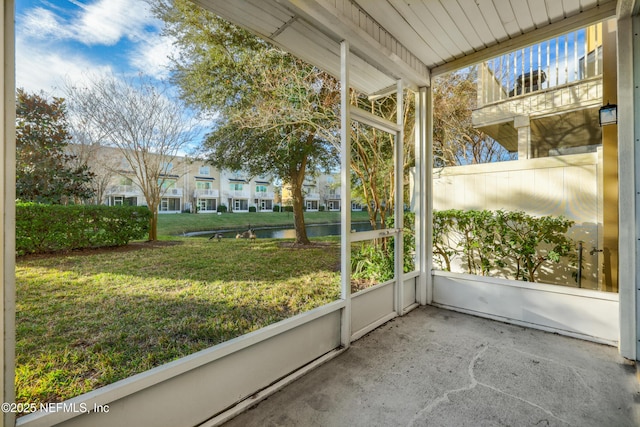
[290,171,310,245]
[148,203,158,241]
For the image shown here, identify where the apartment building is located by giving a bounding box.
[82,145,277,214]
[280,173,366,212]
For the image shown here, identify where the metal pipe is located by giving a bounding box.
[577,241,583,288]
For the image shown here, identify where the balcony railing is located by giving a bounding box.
[254,191,274,199]
[162,188,183,197]
[224,190,251,198]
[106,184,141,195]
[478,24,602,108]
[305,193,320,200]
[193,189,220,198]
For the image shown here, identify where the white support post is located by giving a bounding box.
[394,80,404,315]
[415,86,432,306]
[2,1,16,426]
[339,40,352,347]
[617,13,638,361]
[514,115,532,159]
[414,89,425,305]
[425,86,434,305]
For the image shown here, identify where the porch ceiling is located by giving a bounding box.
[194,0,618,96]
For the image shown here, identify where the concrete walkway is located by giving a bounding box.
[222,305,639,427]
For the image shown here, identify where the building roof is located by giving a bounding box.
[194,0,619,95]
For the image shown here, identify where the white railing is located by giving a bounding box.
[106,185,141,195]
[193,189,219,198]
[162,188,183,197]
[478,25,602,107]
[254,191,274,199]
[224,190,250,198]
[305,192,320,200]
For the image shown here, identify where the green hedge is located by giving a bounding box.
[433,209,574,282]
[351,209,575,285]
[16,203,151,255]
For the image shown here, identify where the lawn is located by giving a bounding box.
[15,236,341,409]
[158,210,372,235]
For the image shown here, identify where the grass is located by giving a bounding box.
[15,236,341,409]
[158,210,372,235]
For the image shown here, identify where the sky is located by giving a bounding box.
[16,0,174,95]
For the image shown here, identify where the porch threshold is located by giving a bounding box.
[219,305,639,427]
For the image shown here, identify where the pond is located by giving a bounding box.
[187,222,374,239]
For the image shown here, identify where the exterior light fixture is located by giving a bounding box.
[599,103,617,126]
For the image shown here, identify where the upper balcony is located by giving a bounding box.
[193,189,220,198]
[162,187,183,197]
[224,190,251,199]
[472,25,603,155]
[254,191,274,200]
[105,184,141,196]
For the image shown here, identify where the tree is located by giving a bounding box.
[66,75,198,240]
[15,88,94,204]
[433,68,514,166]
[350,91,415,230]
[154,0,340,245]
[65,95,120,206]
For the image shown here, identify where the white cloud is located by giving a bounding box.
[16,0,174,93]
[20,7,73,40]
[16,35,113,95]
[20,0,159,47]
[130,34,176,80]
[71,0,157,46]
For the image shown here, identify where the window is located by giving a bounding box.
[119,177,133,186]
[197,181,212,190]
[230,183,243,191]
[162,161,173,172]
[256,184,267,193]
[199,166,210,175]
[160,179,176,190]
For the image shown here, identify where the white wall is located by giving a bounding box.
[432,152,602,290]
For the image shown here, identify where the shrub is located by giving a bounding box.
[16,203,151,255]
[319,205,325,212]
[249,206,257,212]
[273,205,281,212]
[217,204,227,213]
[283,206,294,213]
[350,211,416,286]
[432,209,575,282]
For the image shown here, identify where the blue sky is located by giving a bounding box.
[16,0,174,95]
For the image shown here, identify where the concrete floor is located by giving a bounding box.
[222,305,639,427]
